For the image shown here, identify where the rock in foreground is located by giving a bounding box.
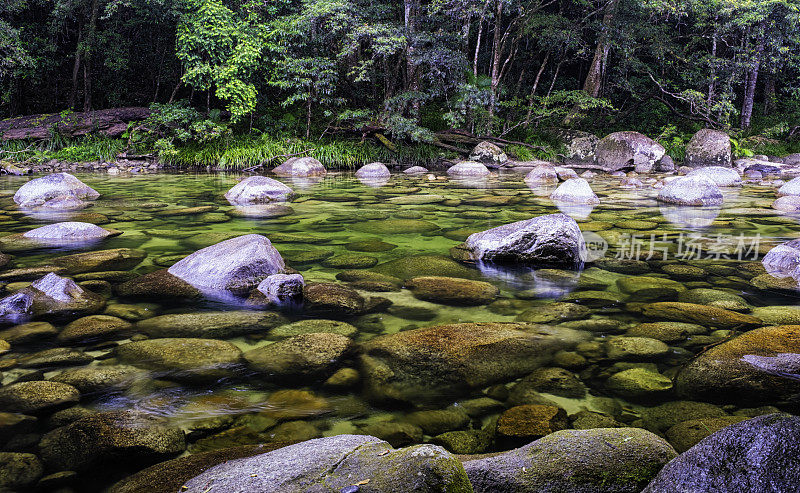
[180,435,471,492]
[465,427,676,493]
[643,414,800,492]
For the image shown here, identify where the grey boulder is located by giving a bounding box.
[549,178,600,204]
[461,213,587,269]
[657,176,723,206]
[168,234,285,294]
[469,141,508,167]
[272,157,326,177]
[684,129,732,168]
[180,434,471,492]
[355,162,391,178]
[447,161,490,176]
[595,131,665,172]
[224,176,294,205]
[686,166,741,187]
[13,172,99,209]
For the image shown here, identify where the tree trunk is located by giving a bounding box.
[473,0,490,78]
[487,0,504,124]
[83,0,100,112]
[563,0,618,125]
[404,0,420,118]
[740,23,765,129]
[70,27,84,111]
[763,73,776,115]
[707,18,718,108]
[525,51,550,127]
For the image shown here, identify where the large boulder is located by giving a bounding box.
[459,213,587,269]
[524,166,558,186]
[38,411,185,472]
[360,322,587,404]
[168,234,285,294]
[447,161,490,176]
[643,414,800,492]
[556,129,600,161]
[595,131,665,172]
[224,176,293,205]
[355,162,391,178]
[549,178,600,204]
[115,338,243,382]
[684,129,732,168]
[180,435,471,492]
[469,141,508,167]
[13,172,100,209]
[686,166,741,186]
[25,272,106,320]
[271,157,326,177]
[657,176,723,206]
[675,325,800,407]
[465,428,677,493]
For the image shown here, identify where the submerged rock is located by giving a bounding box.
[403,166,428,174]
[0,222,121,252]
[595,131,665,172]
[116,338,243,382]
[244,332,353,381]
[465,427,676,493]
[0,452,43,490]
[50,248,147,274]
[49,365,144,394]
[39,411,185,472]
[657,176,723,206]
[180,435,471,492]
[13,172,99,209]
[643,414,800,492]
[224,176,293,205]
[360,322,587,404]
[406,276,499,305]
[684,129,732,168]
[168,234,285,294]
[0,381,79,414]
[638,302,762,329]
[459,213,586,269]
[135,310,285,338]
[271,156,326,177]
[675,325,800,407]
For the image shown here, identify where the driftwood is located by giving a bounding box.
[0,107,151,141]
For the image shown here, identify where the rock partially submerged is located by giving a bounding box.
[447,161,490,176]
[180,435,471,492]
[271,157,326,177]
[13,172,99,209]
[355,162,391,178]
[0,222,121,252]
[458,213,587,269]
[524,165,558,186]
[686,166,741,186]
[657,176,723,206]
[224,176,293,205]
[549,178,600,204]
[168,234,285,294]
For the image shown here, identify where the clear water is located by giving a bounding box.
[0,170,797,487]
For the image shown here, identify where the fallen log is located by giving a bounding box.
[0,107,151,141]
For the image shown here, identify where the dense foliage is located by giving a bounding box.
[2,0,800,158]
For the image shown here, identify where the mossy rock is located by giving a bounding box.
[464,427,677,493]
[665,416,748,452]
[280,248,334,265]
[350,219,440,234]
[372,255,477,280]
[516,302,590,324]
[406,276,499,306]
[344,240,397,252]
[431,429,492,454]
[321,254,379,269]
